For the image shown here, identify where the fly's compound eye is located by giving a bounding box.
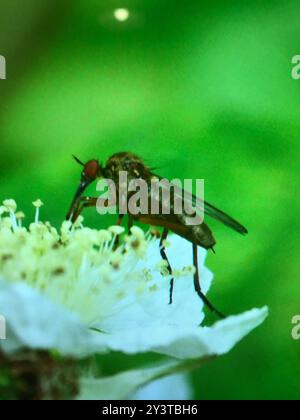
[84,160,101,180]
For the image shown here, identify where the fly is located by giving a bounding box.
[66,152,248,319]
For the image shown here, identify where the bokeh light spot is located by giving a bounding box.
[114,8,130,22]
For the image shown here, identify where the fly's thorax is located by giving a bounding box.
[105,153,151,188]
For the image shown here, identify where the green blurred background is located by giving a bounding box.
[0,0,299,399]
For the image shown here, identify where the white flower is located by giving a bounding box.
[0,280,105,356]
[0,200,268,398]
[133,374,192,400]
[0,200,268,356]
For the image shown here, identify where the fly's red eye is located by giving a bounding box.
[84,160,99,179]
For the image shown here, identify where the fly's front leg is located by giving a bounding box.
[193,243,226,319]
[71,197,121,224]
[128,215,133,233]
[71,197,98,223]
[160,228,175,305]
[72,197,124,248]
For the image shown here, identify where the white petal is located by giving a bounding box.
[96,307,268,359]
[98,235,212,331]
[133,374,192,400]
[0,279,106,357]
[78,360,196,400]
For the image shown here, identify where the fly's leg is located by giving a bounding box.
[160,228,175,305]
[116,215,124,226]
[114,215,125,249]
[128,215,133,233]
[71,197,98,223]
[193,243,226,319]
[71,197,123,233]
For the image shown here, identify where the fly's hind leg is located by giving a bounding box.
[193,243,226,319]
[160,228,175,305]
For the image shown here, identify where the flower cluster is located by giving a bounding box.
[0,199,268,399]
[0,199,197,327]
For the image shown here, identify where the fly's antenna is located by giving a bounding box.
[72,155,84,166]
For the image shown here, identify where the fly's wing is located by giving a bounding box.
[151,174,248,235]
[201,199,248,234]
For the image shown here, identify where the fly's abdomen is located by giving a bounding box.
[176,214,216,249]
[191,224,216,249]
